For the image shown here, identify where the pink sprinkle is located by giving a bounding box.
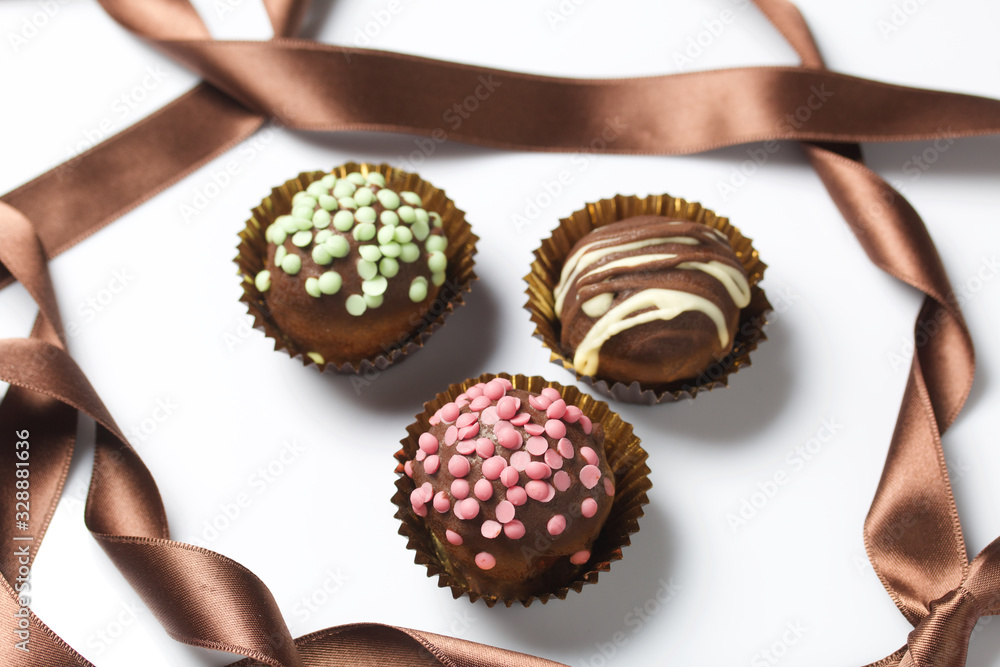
[506,486,527,506]
[456,392,469,403]
[557,438,574,459]
[510,412,531,426]
[444,426,459,446]
[564,406,582,423]
[480,406,500,425]
[440,403,460,423]
[547,515,566,536]
[419,432,439,454]
[409,488,426,508]
[497,427,522,450]
[496,500,516,523]
[526,481,555,502]
[500,466,520,488]
[476,438,495,458]
[449,456,471,477]
[580,415,593,434]
[553,471,572,492]
[459,423,480,440]
[581,498,598,518]
[544,449,564,469]
[404,461,414,477]
[429,413,441,426]
[510,451,531,471]
[580,465,601,489]
[474,478,494,501]
[484,379,506,401]
[415,449,427,462]
[446,529,463,545]
[546,399,567,420]
[545,420,567,439]
[526,462,552,480]
[475,552,496,570]
[504,520,526,539]
[529,394,551,411]
[541,387,561,401]
[456,412,478,428]
[451,479,469,499]
[412,502,427,517]
[497,396,520,420]
[526,436,549,456]
[580,446,598,466]
[420,482,433,502]
[481,520,502,539]
[604,478,616,496]
[466,385,483,399]
[454,498,480,520]
[482,456,506,480]
[570,550,590,565]
[494,420,512,432]
[455,397,469,408]
[424,454,440,474]
[496,378,513,390]
[524,423,545,436]
[456,439,476,455]
[433,491,450,513]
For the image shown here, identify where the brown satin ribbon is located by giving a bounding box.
[1,1,998,665]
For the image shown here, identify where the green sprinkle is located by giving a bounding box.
[364,293,383,309]
[333,210,355,232]
[355,206,377,224]
[307,181,328,197]
[427,251,447,273]
[398,205,416,224]
[313,209,331,229]
[307,351,325,364]
[346,294,367,316]
[393,226,413,244]
[353,222,376,242]
[293,194,317,208]
[366,172,386,187]
[411,220,430,241]
[376,189,400,210]
[400,191,422,207]
[430,212,443,228]
[415,208,429,224]
[318,271,342,295]
[305,277,322,298]
[254,270,271,292]
[325,236,350,258]
[268,225,287,245]
[292,230,312,247]
[379,257,399,278]
[319,194,338,211]
[354,187,375,207]
[377,225,396,245]
[362,276,388,297]
[293,204,315,220]
[432,271,446,286]
[295,216,314,231]
[380,210,399,226]
[279,215,299,234]
[315,229,334,244]
[400,242,420,263]
[346,172,367,186]
[312,244,333,265]
[380,242,401,258]
[320,174,337,189]
[357,259,378,280]
[425,235,447,253]
[274,245,287,266]
[281,253,302,275]
[409,277,428,302]
[359,245,382,262]
[338,196,357,210]
[333,180,357,198]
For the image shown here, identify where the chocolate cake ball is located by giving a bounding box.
[254,170,448,364]
[404,379,615,599]
[554,216,750,385]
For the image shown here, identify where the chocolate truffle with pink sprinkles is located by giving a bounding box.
[404,378,615,599]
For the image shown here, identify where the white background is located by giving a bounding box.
[2,0,1000,665]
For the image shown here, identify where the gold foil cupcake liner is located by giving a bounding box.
[392,372,651,607]
[525,193,771,405]
[236,162,478,373]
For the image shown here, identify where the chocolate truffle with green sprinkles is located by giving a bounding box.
[256,170,449,364]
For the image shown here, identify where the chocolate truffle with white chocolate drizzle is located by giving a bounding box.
[554,216,751,385]
[404,378,615,600]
